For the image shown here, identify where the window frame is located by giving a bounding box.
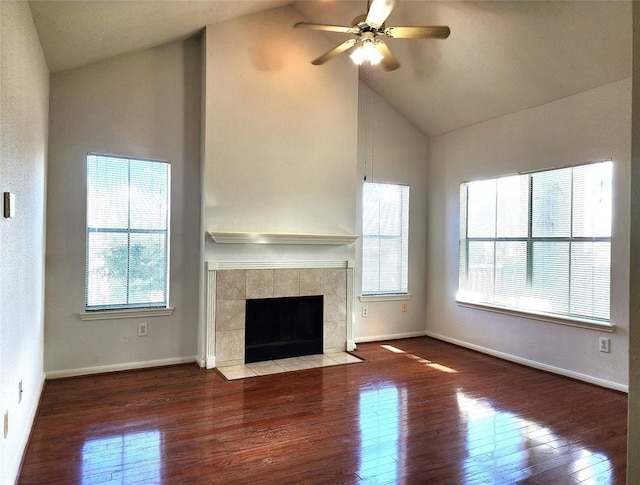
[361,181,410,298]
[83,153,172,317]
[457,160,614,331]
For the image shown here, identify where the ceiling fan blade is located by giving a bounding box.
[294,22,359,34]
[384,26,451,39]
[311,39,358,65]
[365,0,396,29]
[374,40,400,71]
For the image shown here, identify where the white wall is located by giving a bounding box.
[427,79,631,390]
[201,6,430,348]
[45,38,202,375]
[201,4,355,360]
[627,3,640,480]
[354,81,429,342]
[0,2,49,482]
[201,6,358,360]
[203,6,358,265]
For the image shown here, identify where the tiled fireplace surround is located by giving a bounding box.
[205,261,355,368]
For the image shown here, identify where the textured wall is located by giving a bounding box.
[202,6,358,264]
[45,38,202,374]
[427,79,631,389]
[354,82,430,342]
[0,2,49,482]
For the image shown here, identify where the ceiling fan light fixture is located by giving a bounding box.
[295,0,449,71]
[350,39,383,66]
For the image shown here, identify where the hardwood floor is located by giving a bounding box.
[19,337,627,484]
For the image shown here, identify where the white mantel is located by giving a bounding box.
[208,232,359,245]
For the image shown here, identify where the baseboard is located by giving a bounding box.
[425,330,628,393]
[10,372,45,485]
[355,331,427,344]
[45,356,198,379]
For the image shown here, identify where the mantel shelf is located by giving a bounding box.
[208,232,359,245]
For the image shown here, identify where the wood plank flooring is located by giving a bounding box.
[19,337,627,484]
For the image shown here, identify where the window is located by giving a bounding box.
[458,161,612,323]
[362,182,409,296]
[86,153,170,311]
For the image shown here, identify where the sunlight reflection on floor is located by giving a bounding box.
[82,429,162,484]
[456,391,612,484]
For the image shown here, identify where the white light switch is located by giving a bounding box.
[3,192,15,218]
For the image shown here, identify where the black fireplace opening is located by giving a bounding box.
[245,295,323,363]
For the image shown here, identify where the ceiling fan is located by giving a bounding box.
[294,0,450,71]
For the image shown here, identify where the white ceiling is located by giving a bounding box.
[29,0,632,137]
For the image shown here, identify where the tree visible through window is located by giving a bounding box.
[86,153,170,311]
[362,182,409,295]
[458,161,612,323]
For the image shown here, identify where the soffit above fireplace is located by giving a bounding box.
[208,232,359,245]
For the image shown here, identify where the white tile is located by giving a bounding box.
[326,352,363,364]
[217,365,257,380]
[218,352,363,380]
[274,357,313,372]
[300,354,342,367]
[246,361,286,376]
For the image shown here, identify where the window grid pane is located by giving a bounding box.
[532,168,572,238]
[570,242,610,320]
[86,154,170,310]
[531,241,570,314]
[86,232,129,307]
[495,241,527,307]
[467,179,496,238]
[465,241,495,301]
[458,161,612,323]
[362,182,409,295]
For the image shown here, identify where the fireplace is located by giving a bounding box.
[205,261,355,369]
[245,295,323,363]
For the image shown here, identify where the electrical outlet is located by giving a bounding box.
[138,322,148,337]
[401,303,408,312]
[362,306,369,317]
[4,411,8,439]
[599,337,610,353]
[18,380,23,404]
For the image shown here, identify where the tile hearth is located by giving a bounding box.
[216,351,363,380]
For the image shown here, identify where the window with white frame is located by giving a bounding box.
[362,182,409,296]
[458,160,612,323]
[85,153,170,311]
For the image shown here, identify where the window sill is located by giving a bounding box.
[80,307,175,321]
[456,300,615,333]
[359,294,412,302]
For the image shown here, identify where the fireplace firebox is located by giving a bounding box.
[245,295,323,363]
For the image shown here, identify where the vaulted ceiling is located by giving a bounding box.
[29,0,632,137]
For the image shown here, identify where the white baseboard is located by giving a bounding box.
[45,356,198,379]
[9,372,45,485]
[425,330,628,393]
[355,331,427,344]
